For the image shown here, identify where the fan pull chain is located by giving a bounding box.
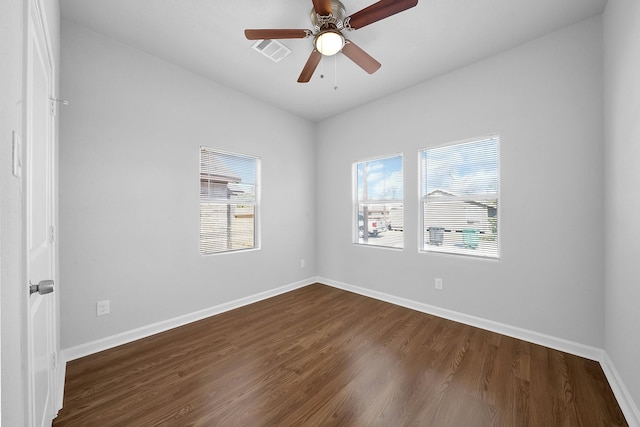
[334,55,338,90]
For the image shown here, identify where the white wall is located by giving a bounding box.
[604,0,640,415]
[59,22,316,349]
[0,2,26,424]
[51,6,639,421]
[1,0,60,424]
[316,17,605,347]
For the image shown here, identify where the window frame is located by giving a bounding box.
[418,135,500,259]
[199,146,261,255]
[353,153,404,250]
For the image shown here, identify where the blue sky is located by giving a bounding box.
[356,137,498,201]
[208,150,257,199]
[218,152,256,185]
[357,155,403,201]
[422,137,499,196]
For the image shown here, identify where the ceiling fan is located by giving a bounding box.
[245,0,418,83]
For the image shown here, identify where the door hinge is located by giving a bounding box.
[52,352,57,369]
[50,225,55,242]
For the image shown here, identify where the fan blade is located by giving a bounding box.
[312,0,332,16]
[244,29,309,40]
[342,40,381,74]
[298,50,323,83]
[347,0,418,29]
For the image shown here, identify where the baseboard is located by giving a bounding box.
[54,356,66,417]
[600,352,640,427]
[60,278,315,363]
[318,277,603,361]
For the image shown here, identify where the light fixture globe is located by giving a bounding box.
[314,30,345,56]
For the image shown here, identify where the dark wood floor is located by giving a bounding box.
[54,283,627,426]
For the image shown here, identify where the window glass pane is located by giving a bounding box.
[420,136,499,258]
[200,147,259,254]
[355,154,403,249]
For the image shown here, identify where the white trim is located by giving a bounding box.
[60,278,314,362]
[600,352,640,427]
[419,133,500,152]
[54,361,66,418]
[352,151,403,165]
[353,154,404,246]
[199,146,261,256]
[418,134,501,260]
[319,277,603,361]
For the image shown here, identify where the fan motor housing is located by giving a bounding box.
[310,0,347,31]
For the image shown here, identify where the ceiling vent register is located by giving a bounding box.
[252,39,292,63]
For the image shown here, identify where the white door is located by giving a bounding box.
[25,0,58,425]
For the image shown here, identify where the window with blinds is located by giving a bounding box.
[200,147,259,255]
[354,154,403,249]
[420,136,499,258]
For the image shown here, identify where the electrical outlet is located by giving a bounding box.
[435,278,443,290]
[97,300,110,316]
[300,259,306,268]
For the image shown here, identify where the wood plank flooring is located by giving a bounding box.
[53,284,627,426]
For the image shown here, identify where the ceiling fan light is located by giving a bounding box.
[315,31,344,56]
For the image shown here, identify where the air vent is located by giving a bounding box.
[252,39,292,63]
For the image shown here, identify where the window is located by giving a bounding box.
[420,136,499,258]
[200,147,260,255]
[354,154,403,249]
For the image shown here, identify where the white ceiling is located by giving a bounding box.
[60,0,607,122]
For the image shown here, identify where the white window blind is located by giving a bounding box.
[420,136,499,258]
[200,147,259,255]
[354,154,403,249]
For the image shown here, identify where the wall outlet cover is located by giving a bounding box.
[97,300,110,316]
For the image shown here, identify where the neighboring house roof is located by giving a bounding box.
[200,155,241,184]
[427,189,497,210]
[200,173,241,184]
[427,189,456,197]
